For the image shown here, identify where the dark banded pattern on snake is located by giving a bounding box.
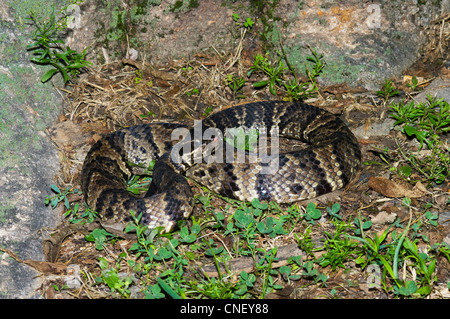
[81,101,361,233]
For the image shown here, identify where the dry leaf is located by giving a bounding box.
[0,247,66,274]
[368,176,427,198]
[371,211,397,225]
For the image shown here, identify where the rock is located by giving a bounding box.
[439,211,450,227]
[67,0,447,90]
[415,76,450,104]
[353,117,395,140]
[444,233,450,246]
[0,3,63,298]
[64,264,82,289]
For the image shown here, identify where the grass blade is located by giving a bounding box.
[156,277,181,299]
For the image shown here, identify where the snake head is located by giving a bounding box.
[168,138,202,170]
[169,136,221,171]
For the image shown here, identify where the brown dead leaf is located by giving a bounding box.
[371,211,397,225]
[23,260,67,274]
[368,176,428,198]
[0,247,67,274]
[47,120,87,149]
[440,67,450,78]
[403,75,425,86]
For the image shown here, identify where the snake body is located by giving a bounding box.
[81,101,361,232]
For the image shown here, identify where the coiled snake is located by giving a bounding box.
[81,101,361,233]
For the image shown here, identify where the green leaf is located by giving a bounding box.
[41,68,59,82]
[244,17,254,28]
[240,271,256,287]
[256,221,267,233]
[156,277,181,299]
[279,265,291,278]
[403,125,431,150]
[398,165,412,177]
[204,245,223,257]
[50,183,61,194]
[64,196,70,209]
[398,280,417,296]
[417,284,431,296]
[54,51,70,64]
[253,80,269,88]
[306,202,322,219]
[251,198,268,210]
[62,49,78,56]
[85,228,114,250]
[155,247,173,260]
[179,226,197,243]
[98,257,109,270]
[60,69,70,83]
[101,268,121,291]
[66,62,85,69]
[427,258,436,277]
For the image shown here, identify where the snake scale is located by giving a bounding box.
[81,101,361,233]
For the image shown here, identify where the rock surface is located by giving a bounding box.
[0,0,63,298]
[69,0,449,90]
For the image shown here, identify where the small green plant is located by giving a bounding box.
[139,111,156,119]
[406,75,419,91]
[126,211,160,264]
[353,214,373,236]
[352,226,392,269]
[376,79,400,104]
[96,256,134,298]
[248,53,287,95]
[134,69,143,84]
[225,127,260,152]
[297,49,325,97]
[400,237,436,296]
[45,184,79,209]
[303,202,322,224]
[326,203,343,220]
[127,175,152,195]
[45,183,98,223]
[424,211,438,227]
[203,106,213,117]
[85,228,116,250]
[347,202,448,298]
[389,95,450,137]
[186,88,200,96]
[26,3,91,84]
[232,13,254,29]
[317,219,358,270]
[389,95,450,185]
[226,74,247,99]
[247,48,325,100]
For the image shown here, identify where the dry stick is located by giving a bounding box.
[393,200,413,280]
[226,27,247,71]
